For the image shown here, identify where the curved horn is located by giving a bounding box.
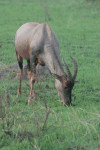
[70,56,78,81]
[63,58,72,81]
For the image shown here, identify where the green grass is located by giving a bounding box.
[0,0,100,149]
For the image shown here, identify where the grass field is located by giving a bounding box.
[0,0,100,149]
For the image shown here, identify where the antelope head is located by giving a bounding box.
[52,56,78,106]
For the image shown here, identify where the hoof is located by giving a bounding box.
[17,93,21,98]
[32,93,37,99]
[17,89,21,98]
[28,93,37,105]
[28,98,32,105]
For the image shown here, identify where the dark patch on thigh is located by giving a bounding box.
[27,60,30,71]
[18,62,23,70]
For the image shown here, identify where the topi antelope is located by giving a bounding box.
[15,22,78,106]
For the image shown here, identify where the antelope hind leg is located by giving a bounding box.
[17,54,23,98]
[17,68,23,97]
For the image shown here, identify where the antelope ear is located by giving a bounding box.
[51,73,62,82]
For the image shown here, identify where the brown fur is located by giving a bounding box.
[15,22,78,106]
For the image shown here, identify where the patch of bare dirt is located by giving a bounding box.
[0,64,50,82]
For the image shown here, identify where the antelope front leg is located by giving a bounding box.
[28,54,37,105]
[28,72,36,105]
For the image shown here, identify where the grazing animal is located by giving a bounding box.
[15,22,78,106]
